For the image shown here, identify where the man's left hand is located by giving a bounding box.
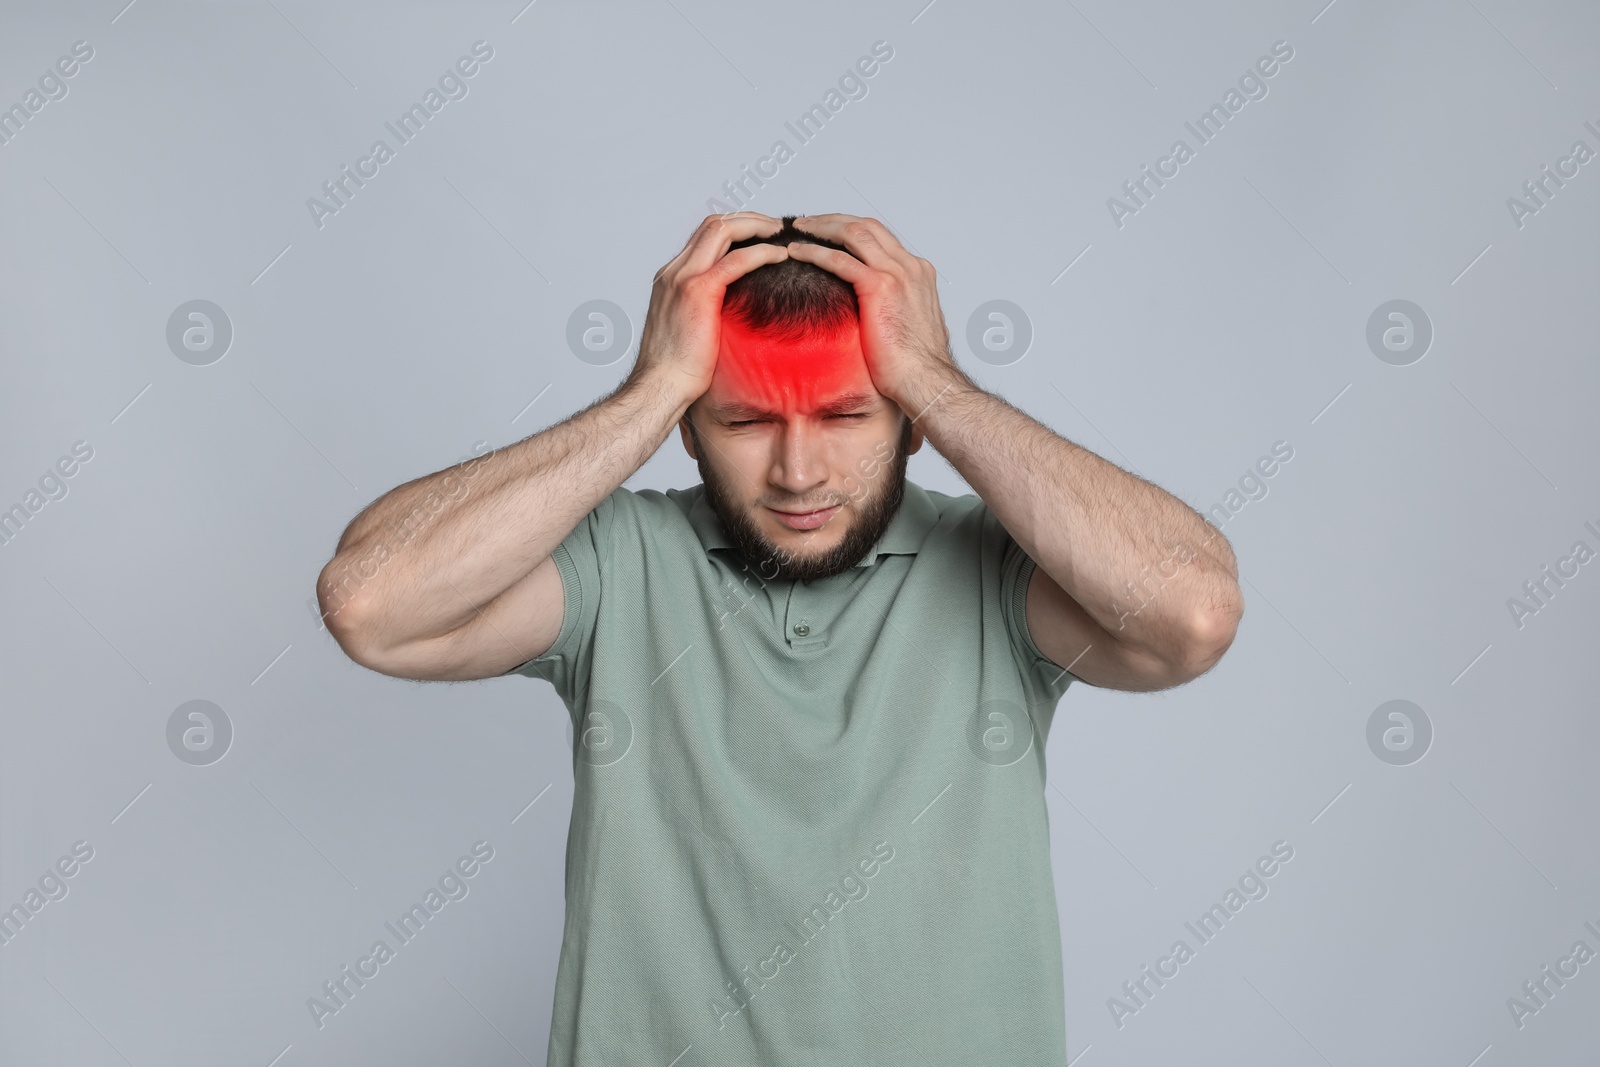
[786,214,959,412]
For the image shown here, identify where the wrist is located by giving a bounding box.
[618,367,701,427]
[891,358,973,422]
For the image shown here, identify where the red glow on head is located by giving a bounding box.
[712,313,871,418]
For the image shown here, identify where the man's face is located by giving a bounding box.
[679,314,922,583]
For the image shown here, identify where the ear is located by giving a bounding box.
[678,414,699,460]
[896,410,924,456]
[907,420,925,456]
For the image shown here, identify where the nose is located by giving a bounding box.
[768,416,832,504]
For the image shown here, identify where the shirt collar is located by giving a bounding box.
[687,478,939,568]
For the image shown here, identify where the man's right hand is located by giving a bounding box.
[627,212,790,406]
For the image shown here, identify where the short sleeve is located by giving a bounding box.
[999,525,1080,705]
[501,488,623,711]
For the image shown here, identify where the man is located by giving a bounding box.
[318,212,1244,1065]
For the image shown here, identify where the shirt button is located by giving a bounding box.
[793,622,811,637]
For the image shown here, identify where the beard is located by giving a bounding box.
[692,416,913,584]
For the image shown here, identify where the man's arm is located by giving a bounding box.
[317,212,790,681]
[317,374,689,681]
[786,215,1244,692]
[895,364,1241,691]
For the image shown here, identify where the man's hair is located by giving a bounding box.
[723,216,858,341]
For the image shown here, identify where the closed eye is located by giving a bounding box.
[729,413,871,427]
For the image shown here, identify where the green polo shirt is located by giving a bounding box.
[507,477,1079,1066]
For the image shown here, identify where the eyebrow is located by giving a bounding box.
[710,393,879,421]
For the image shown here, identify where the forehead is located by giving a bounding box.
[708,315,876,415]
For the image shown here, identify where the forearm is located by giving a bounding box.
[319,370,691,646]
[898,364,1241,655]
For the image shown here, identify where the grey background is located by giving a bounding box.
[2,0,1596,1064]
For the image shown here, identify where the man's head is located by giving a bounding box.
[679,216,923,583]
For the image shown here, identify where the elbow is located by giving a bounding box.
[316,560,381,668]
[1106,590,1243,693]
[315,560,459,680]
[1178,594,1243,679]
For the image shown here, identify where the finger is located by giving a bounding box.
[701,242,790,292]
[784,241,877,288]
[675,213,785,278]
[656,212,780,282]
[790,212,862,230]
[792,214,918,273]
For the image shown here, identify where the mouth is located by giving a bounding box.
[768,504,842,531]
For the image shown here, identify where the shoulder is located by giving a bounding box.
[593,483,715,556]
[601,483,703,519]
[919,484,979,519]
[915,483,1009,545]
[601,483,697,518]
